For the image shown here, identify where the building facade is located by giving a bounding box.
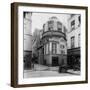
[37,17,67,66]
[67,14,81,70]
[23,12,32,69]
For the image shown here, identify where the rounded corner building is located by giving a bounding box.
[38,16,67,66]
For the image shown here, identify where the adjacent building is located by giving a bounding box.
[23,12,32,69]
[67,14,81,69]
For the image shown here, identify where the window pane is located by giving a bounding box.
[71,36,75,48]
[52,43,57,54]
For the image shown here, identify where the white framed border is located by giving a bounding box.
[18,5,86,85]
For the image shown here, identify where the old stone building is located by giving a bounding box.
[67,14,81,69]
[37,16,67,66]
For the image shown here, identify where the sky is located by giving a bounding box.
[31,12,71,34]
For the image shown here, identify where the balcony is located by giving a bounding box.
[42,31,66,38]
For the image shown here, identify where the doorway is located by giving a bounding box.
[52,56,59,66]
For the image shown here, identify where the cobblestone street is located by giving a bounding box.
[24,64,80,78]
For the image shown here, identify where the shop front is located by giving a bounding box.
[67,47,80,70]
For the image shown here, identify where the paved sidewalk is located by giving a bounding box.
[24,70,73,78]
[34,64,49,71]
[24,64,80,78]
[33,64,59,71]
[33,64,80,75]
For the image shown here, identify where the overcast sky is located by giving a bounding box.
[31,12,71,34]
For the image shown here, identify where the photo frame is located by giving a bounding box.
[11,2,88,87]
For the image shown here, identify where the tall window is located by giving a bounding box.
[57,21,62,31]
[44,43,49,54]
[71,20,75,30]
[71,36,75,48]
[48,21,54,31]
[47,43,49,54]
[52,43,57,54]
[44,45,46,55]
[78,34,80,47]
